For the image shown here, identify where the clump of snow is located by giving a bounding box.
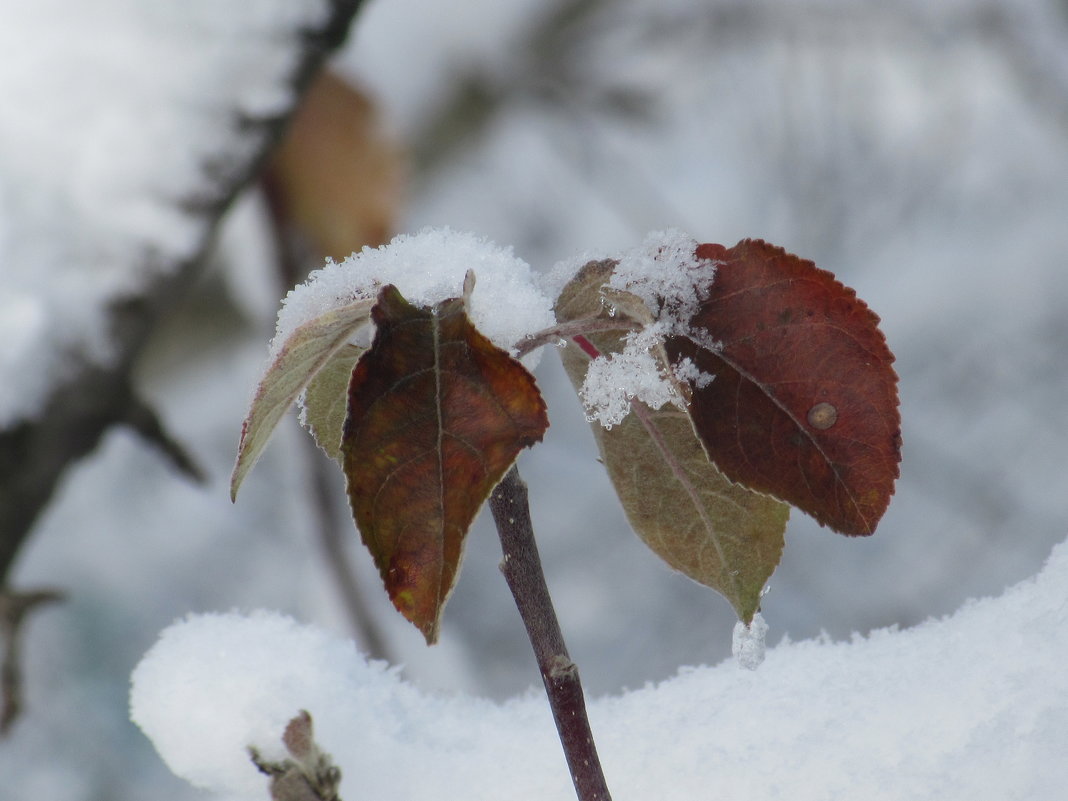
[608,229,716,333]
[580,324,682,427]
[271,228,556,368]
[129,610,398,797]
[539,249,606,300]
[673,356,714,389]
[578,230,718,427]
[131,536,1068,800]
[732,612,769,670]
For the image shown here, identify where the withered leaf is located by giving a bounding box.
[668,239,901,535]
[342,285,548,643]
[557,261,789,622]
[265,70,404,257]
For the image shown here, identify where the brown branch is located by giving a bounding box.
[489,466,612,801]
[0,0,368,587]
[0,0,370,733]
[0,589,63,736]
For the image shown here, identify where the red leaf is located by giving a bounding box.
[341,285,549,642]
[666,240,900,535]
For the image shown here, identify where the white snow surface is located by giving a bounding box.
[271,228,555,367]
[132,536,1068,800]
[0,0,328,426]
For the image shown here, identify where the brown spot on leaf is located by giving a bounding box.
[668,239,901,536]
[807,402,838,430]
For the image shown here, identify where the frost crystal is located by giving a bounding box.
[673,356,714,389]
[609,228,716,334]
[580,230,719,428]
[732,612,769,670]
[580,324,683,427]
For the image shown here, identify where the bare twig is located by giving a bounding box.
[121,386,207,484]
[488,466,612,801]
[250,710,342,801]
[0,589,63,735]
[0,0,369,733]
[0,0,369,587]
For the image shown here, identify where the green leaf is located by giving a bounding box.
[556,259,788,622]
[230,298,374,500]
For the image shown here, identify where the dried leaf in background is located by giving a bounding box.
[266,70,405,258]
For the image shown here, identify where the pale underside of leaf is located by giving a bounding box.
[559,344,788,623]
[231,298,373,500]
[555,257,788,622]
[301,343,366,462]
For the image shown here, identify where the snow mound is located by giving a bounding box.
[132,537,1068,800]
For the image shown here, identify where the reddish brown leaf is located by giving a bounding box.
[666,239,900,535]
[341,285,549,643]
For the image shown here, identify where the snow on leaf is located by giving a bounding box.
[230,297,373,501]
[341,285,548,644]
[557,260,788,623]
[668,239,901,536]
[607,228,715,329]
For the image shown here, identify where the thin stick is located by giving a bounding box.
[0,589,63,735]
[488,466,613,801]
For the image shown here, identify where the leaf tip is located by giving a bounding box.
[228,462,245,503]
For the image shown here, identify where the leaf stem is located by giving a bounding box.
[515,318,639,359]
[488,466,613,801]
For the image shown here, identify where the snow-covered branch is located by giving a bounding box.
[0,0,364,582]
[0,0,367,732]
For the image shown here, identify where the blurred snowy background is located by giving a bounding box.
[3,0,1068,798]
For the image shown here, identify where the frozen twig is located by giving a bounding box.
[0,0,368,735]
[515,317,640,360]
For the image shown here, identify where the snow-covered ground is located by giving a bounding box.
[130,539,1068,800]
[3,1,1068,798]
